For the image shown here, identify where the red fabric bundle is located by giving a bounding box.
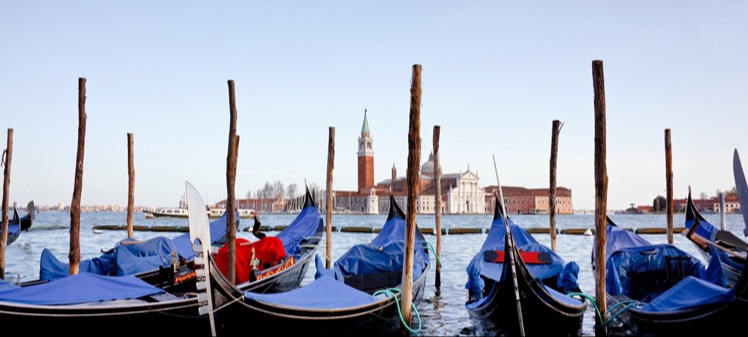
[214,237,287,284]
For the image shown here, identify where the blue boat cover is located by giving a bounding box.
[40,236,178,281]
[600,223,652,263]
[602,222,735,312]
[244,205,427,311]
[316,207,429,282]
[0,272,165,305]
[465,215,579,298]
[684,212,718,242]
[639,276,735,312]
[0,278,18,291]
[40,211,232,281]
[275,204,322,257]
[244,257,378,309]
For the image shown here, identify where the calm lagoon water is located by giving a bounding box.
[5,211,745,336]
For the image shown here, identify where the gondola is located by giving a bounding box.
[591,216,748,337]
[1,201,34,246]
[212,183,324,294]
[30,205,236,293]
[683,187,747,287]
[0,183,215,336]
[207,194,431,336]
[465,194,587,337]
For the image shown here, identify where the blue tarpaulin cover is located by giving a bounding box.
[40,237,178,281]
[602,220,736,313]
[598,223,652,264]
[39,211,231,281]
[640,276,735,312]
[685,213,718,242]
[605,243,706,297]
[0,272,164,305]
[275,204,322,257]
[242,199,428,310]
[244,257,377,309]
[317,206,429,282]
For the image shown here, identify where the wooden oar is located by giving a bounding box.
[683,219,747,261]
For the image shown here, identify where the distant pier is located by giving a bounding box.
[91,224,687,235]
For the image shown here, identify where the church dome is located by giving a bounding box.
[420,153,440,176]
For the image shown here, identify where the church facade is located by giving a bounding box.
[331,110,488,215]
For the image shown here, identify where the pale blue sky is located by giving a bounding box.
[2,1,747,211]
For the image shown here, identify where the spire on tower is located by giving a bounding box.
[361,109,370,136]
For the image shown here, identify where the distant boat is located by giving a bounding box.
[148,207,189,218]
[207,208,256,219]
[2,201,34,246]
[147,207,256,219]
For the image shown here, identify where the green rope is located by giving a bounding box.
[567,292,640,333]
[422,240,443,267]
[605,300,638,324]
[567,292,604,327]
[373,287,422,334]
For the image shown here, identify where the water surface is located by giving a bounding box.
[5,211,744,336]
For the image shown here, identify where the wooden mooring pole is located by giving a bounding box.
[126,133,135,239]
[433,125,442,294]
[69,77,87,276]
[549,120,563,252]
[592,60,608,333]
[0,128,12,279]
[665,129,674,244]
[326,127,335,269]
[226,79,239,284]
[400,64,422,335]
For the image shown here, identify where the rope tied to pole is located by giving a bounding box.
[373,287,422,334]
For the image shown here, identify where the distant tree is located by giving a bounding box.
[287,183,298,211]
[274,180,285,201]
[653,195,667,212]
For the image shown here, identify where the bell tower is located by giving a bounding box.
[357,109,374,192]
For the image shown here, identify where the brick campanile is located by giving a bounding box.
[357,109,374,192]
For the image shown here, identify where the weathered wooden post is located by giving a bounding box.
[326,126,335,269]
[401,64,422,334]
[665,129,673,244]
[127,132,135,239]
[719,192,726,230]
[226,79,239,284]
[432,125,442,293]
[549,120,563,252]
[592,60,608,331]
[69,77,87,276]
[0,128,12,279]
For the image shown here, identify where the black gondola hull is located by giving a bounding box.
[0,297,211,335]
[210,258,430,337]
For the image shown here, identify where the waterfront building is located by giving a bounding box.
[484,185,574,215]
[330,110,487,215]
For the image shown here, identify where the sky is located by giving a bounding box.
[2,1,748,211]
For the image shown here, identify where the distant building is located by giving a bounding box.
[331,110,487,214]
[484,185,574,215]
[213,110,574,215]
[670,192,740,213]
